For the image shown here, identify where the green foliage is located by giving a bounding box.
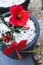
[0,40,4,49]
[10,26,23,33]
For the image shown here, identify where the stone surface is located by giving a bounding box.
[28,0,43,65]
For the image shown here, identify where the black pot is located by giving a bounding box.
[0,0,30,15]
[1,14,40,59]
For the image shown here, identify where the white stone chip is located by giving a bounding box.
[0,23,10,38]
[4,17,10,22]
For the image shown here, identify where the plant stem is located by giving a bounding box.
[22,48,43,53]
[16,49,23,60]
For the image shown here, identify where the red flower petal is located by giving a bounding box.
[10,5,23,15]
[17,10,30,26]
[2,46,15,55]
[3,40,27,55]
[3,42,17,55]
[10,16,18,26]
[18,40,27,49]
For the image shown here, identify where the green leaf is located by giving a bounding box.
[1,12,10,18]
[0,40,4,49]
[13,26,23,33]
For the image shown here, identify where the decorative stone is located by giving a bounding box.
[4,17,10,22]
[0,23,10,34]
[39,60,42,64]
[41,52,43,55]
[0,33,2,38]
[12,19,36,44]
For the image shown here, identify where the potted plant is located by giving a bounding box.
[0,5,40,60]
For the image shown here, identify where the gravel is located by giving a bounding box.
[28,0,43,65]
[13,19,36,44]
[0,18,36,45]
[0,23,10,38]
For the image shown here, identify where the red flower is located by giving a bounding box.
[9,5,30,26]
[3,40,27,55]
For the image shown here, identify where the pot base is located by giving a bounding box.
[0,51,35,65]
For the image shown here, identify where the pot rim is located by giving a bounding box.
[22,14,40,51]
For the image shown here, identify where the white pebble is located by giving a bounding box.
[13,19,36,45]
[41,52,43,55]
[39,60,42,63]
[4,17,10,22]
[0,33,2,38]
[0,23,10,38]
